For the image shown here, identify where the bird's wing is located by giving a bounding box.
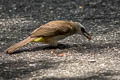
[30,21,75,38]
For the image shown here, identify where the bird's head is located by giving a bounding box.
[75,22,92,40]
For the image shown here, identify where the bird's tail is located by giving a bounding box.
[5,36,35,54]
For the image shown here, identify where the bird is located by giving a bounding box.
[5,20,92,54]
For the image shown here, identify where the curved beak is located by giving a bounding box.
[82,31,92,40]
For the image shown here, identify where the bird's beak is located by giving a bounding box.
[82,31,92,40]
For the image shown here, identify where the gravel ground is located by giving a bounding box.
[0,0,120,80]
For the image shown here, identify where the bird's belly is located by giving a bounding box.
[33,34,70,44]
[53,35,69,41]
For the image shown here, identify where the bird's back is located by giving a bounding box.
[31,20,78,38]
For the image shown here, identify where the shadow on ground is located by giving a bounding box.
[1,57,120,80]
[41,70,120,80]
[0,60,62,79]
[9,42,120,54]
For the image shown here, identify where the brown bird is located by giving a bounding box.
[5,20,91,54]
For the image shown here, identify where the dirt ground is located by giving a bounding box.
[0,0,120,80]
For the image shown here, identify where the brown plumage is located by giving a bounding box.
[31,21,77,37]
[5,20,91,54]
[5,37,36,54]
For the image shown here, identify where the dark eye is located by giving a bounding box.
[81,28,85,32]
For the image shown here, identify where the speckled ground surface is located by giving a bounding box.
[0,0,120,80]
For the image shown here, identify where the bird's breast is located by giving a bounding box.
[52,34,71,41]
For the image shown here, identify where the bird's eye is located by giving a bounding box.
[81,28,85,32]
